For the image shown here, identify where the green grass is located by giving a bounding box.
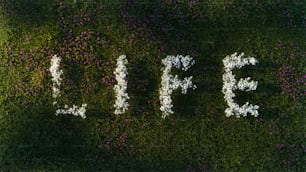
[0,0,305,171]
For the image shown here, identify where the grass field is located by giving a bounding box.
[0,0,305,171]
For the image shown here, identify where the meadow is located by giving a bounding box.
[0,0,305,171]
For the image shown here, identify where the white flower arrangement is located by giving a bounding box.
[50,55,87,119]
[159,55,196,119]
[50,54,63,104]
[113,55,129,115]
[222,52,259,118]
[56,104,87,119]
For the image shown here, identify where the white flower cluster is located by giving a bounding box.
[113,55,129,115]
[222,52,259,118]
[56,104,87,119]
[50,55,87,119]
[160,55,196,119]
[50,55,63,104]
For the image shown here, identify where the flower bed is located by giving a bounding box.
[0,1,304,171]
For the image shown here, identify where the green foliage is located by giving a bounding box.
[0,0,305,171]
[0,9,10,47]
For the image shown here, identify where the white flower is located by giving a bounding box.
[56,104,87,119]
[237,77,258,91]
[50,55,87,119]
[159,55,196,119]
[113,55,129,115]
[50,55,63,103]
[222,52,259,118]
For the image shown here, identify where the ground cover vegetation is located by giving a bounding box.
[0,0,305,171]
